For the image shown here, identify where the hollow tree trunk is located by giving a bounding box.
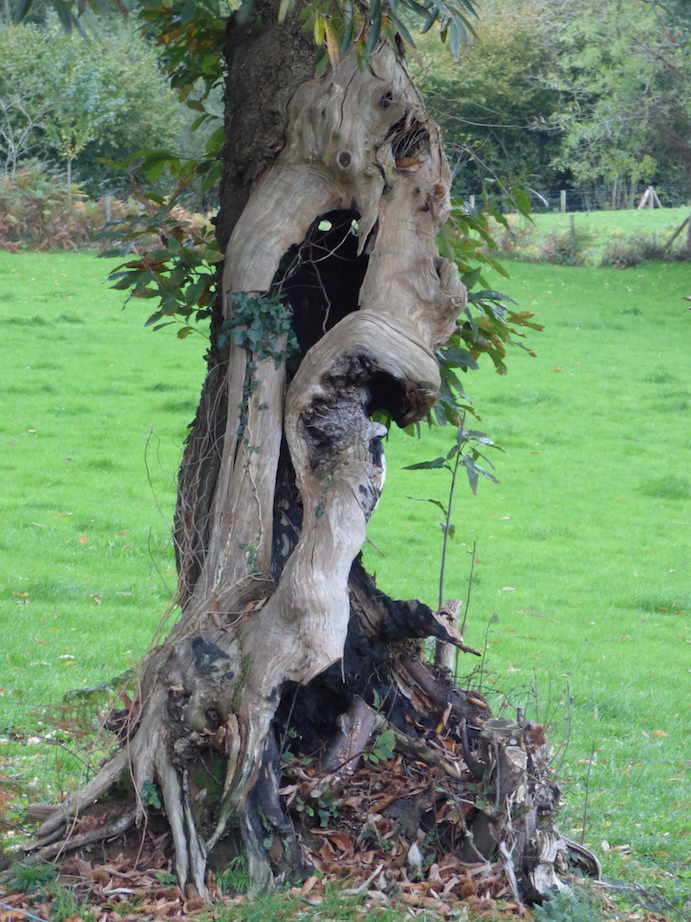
[24,8,583,905]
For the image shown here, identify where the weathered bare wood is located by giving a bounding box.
[320,695,382,780]
[25,809,136,864]
[526,831,570,896]
[435,600,462,670]
[222,44,414,295]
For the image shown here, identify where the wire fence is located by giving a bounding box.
[461,185,691,214]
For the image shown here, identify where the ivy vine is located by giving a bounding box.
[219,291,299,365]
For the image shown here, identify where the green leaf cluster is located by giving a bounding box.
[138,0,227,101]
[278,0,479,74]
[405,418,503,607]
[431,191,543,428]
[140,779,162,809]
[534,888,600,922]
[364,726,396,764]
[405,419,501,496]
[219,291,299,364]
[102,208,219,337]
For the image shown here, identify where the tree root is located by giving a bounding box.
[24,809,137,865]
[24,748,130,848]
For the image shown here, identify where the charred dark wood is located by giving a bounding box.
[243,733,313,893]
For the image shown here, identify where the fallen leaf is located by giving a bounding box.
[300,876,319,895]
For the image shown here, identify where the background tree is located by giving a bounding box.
[398,0,691,206]
[40,27,117,199]
[543,0,691,206]
[0,16,185,194]
[0,22,48,174]
[413,0,563,194]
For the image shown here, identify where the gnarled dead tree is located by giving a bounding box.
[23,22,591,907]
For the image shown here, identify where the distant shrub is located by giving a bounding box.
[497,215,536,255]
[539,227,594,266]
[484,214,542,263]
[0,163,120,250]
[0,163,207,252]
[600,234,666,268]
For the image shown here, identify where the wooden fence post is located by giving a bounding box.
[661,213,690,254]
[560,190,566,213]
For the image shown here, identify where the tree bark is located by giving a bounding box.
[23,12,586,906]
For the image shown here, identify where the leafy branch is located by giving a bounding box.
[100,202,220,338]
[405,418,503,609]
[431,186,543,427]
[293,0,479,72]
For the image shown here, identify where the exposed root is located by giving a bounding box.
[205,715,251,854]
[25,748,130,847]
[24,809,137,865]
[182,780,209,898]
[155,749,191,894]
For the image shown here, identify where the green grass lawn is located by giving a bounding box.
[0,250,207,802]
[1,249,690,911]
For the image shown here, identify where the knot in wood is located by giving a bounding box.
[336,150,352,170]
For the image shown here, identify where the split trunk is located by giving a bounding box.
[24,7,584,905]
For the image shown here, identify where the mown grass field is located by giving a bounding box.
[1,247,690,914]
[0,251,207,805]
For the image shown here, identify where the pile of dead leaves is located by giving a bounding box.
[0,836,676,922]
[0,857,676,922]
[0,851,522,922]
[281,750,527,916]
[0,727,549,920]
[0,850,210,922]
